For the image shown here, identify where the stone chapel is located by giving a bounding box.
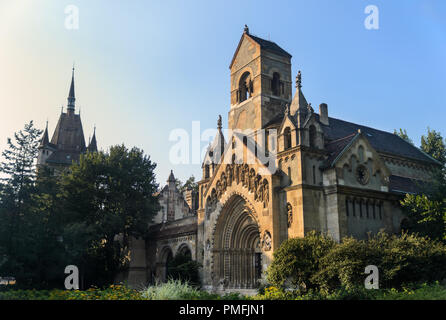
[193,26,441,293]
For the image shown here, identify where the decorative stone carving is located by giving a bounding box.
[263,180,269,208]
[206,240,211,251]
[262,231,272,251]
[206,165,271,210]
[356,165,370,185]
[287,203,293,228]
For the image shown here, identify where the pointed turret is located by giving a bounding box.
[168,170,176,182]
[88,126,98,152]
[203,115,227,166]
[40,121,50,147]
[167,170,176,190]
[289,70,309,122]
[67,67,76,114]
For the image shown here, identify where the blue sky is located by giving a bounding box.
[0,0,445,185]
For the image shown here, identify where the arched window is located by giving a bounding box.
[312,165,316,184]
[358,145,365,162]
[271,72,280,96]
[205,164,210,179]
[284,127,292,150]
[345,198,350,217]
[238,72,252,102]
[309,125,317,148]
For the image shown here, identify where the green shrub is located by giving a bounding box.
[167,253,202,287]
[314,232,446,291]
[142,279,204,300]
[266,231,336,290]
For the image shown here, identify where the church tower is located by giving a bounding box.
[228,25,292,131]
[37,68,98,173]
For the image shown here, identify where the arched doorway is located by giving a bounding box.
[159,246,173,282]
[177,244,192,259]
[213,195,261,289]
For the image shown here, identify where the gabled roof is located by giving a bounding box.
[324,132,358,167]
[247,34,292,59]
[321,116,440,165]
[229,31,292,69]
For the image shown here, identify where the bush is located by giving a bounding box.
[314,232,446,291]
[266,231,336,290]
[167,253,202,287]
[141,279,244,300]
[142,279,202,300]
[0,285,144,300]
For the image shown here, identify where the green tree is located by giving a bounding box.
[175,175,199,194]
[0,121,44,288]
[266,231,336,290]
[401,128,446,242]
[421,128,446,165]
[314,232,446,291]
[394,128,413,145]
[400,168,446,243]
[59,145,159,287]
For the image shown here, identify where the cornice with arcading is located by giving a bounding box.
[379,152,438,171]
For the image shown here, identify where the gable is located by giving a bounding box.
[332,134,391,191]
[230,34,260,71]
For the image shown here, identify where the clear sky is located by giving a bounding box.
[0,0,445,185]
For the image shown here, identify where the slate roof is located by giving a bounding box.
[320,116,439,165]
[324,133,358,167]
[247,34,292,59]
[389,175,423,194]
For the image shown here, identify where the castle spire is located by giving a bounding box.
[88,125,98,152]
[67,67,76,114]
[217,115,222,131]
[39,120,49,147]
[290,70,309,117]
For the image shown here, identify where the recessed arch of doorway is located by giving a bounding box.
[158,246,173,282]
[177,243,192,259]
[211,194,262,289]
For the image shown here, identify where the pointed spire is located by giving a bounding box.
[40,121,49,147]
[88,125,97,152]
[168,170,175,182]
[67,67,76,113]
[290,70,309,117]
[296,70,302,89]
[217,115,222,131]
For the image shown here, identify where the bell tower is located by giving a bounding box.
[228,25,292,131]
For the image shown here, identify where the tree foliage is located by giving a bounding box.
[267,232,446,293]
[266,231,335,290]
[59,145,159,287]
[175,175,198,194]
[421,128,446,165]
[167,252,202,287]
[400,128,446,243]
[0,123,160,289]
[393,128,413,145]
